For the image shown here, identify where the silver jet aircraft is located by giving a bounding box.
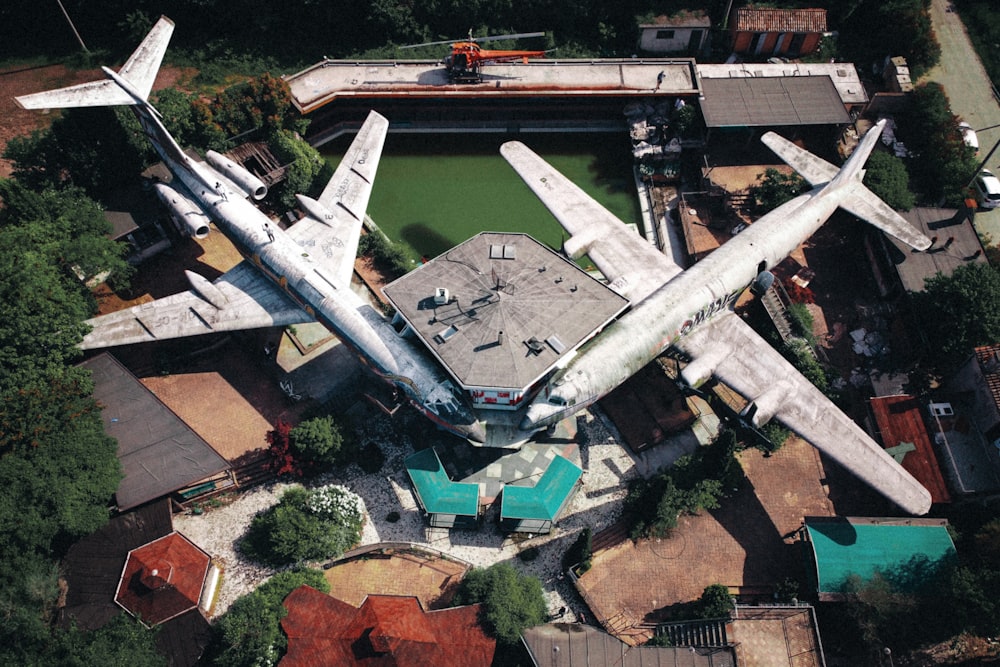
[501,120,933,515]
[17,16,485,443]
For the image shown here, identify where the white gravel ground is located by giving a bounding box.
[175,408,680,619]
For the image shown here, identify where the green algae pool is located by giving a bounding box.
[321,132,640,265]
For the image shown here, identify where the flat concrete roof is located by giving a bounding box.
[699,76,850,127]
[285,59,698,113]
[382,232,629,392]
[884,207,986,293]
[697,62,868,107]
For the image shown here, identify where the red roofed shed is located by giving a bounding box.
[281,586,496,666]
[730,7,827,57]
[869,396,951,504]
[115,531,212,626]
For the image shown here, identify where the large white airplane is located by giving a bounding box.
[16,16,486,443]
[501,120,934,515]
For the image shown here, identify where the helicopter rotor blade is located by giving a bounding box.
[399,31,545,49]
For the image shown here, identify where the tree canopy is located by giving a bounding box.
[910,263,1000,371]
[452,563,548,645]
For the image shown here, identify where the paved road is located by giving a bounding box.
[921,0,1000,240]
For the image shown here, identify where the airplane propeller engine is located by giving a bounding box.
[205,150,267,200]
[153,182,211,239]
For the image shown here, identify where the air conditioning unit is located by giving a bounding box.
[434,287,450,305]
[929,402,954,417]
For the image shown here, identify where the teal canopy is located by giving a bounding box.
[805,518,956,598]
[405,448,479,517]
[501,455,582,522]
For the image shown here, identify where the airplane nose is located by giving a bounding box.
[461,420,487,443]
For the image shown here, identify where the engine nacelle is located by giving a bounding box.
[153,182,211,239]
[205,150,267,200]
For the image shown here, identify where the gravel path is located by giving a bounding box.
[175,408,645,618]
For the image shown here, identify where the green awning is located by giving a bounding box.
[501,455,582,522]
[805,517,956,598]
[405,448,479,517]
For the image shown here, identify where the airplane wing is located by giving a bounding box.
[500,140,682,302]
[81,261,314,349]
[118,15,175,100]
[760,131,839,187]
[674,312,932,515]
[16,79,134,110]
[287,111,389,288]
[15,16,174,110]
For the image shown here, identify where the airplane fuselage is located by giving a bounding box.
[523,183,843,430]
[131,103,484,441]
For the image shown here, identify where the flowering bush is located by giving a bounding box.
[239,484,365,566]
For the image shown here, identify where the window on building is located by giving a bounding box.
[656,30,676,40]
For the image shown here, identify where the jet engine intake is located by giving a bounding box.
[153,182,211,239]
[205,150,267,200]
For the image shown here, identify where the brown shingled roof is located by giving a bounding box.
[733,7,827,33]
[975,344,1000,412]
[280,586,496,666]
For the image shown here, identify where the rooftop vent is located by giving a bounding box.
[434,287,450,305]
[929,402,954,417]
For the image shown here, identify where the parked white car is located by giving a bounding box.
[960,121,979,154]
[974,170,1000,209]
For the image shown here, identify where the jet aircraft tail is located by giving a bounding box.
[762,119,931,251]
[16,16,174,112]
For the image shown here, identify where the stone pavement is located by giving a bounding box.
[576,436,835,634]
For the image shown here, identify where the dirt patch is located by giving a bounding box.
[0,62,197,178]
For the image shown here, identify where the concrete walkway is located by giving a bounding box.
[921,0,1000,242]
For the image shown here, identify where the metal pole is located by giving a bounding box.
[55,0,89,53]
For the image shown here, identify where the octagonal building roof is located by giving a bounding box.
[383,232,629,393]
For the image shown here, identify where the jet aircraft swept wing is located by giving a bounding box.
[673,312,931,514]
[80,111,391,349]
[499,141,683,302]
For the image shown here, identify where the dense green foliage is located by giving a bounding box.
[562,527,593,574]
[290,416,345,468]
[209,568,329,667]
[453,563,547,645]
[625,430,741,539]
[271,129,325,210]
[910,263,1000,372]
[863,150,916,211]
[696,584,734,619]
[358,230,413,278]
[752,168,808,212]
[239,485,364,566]
[899,83,978,207]
[954,0,1000,86]
[836,0,940,79]
[0,180,129,662]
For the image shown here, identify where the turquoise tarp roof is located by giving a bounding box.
[805,518,957,595]
[501,454,582,521]
[405,448,479,517]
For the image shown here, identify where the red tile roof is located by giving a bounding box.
[280,586,496,666]
[733,7,827,33]
[115,532,211,626]
[870,396,951,504]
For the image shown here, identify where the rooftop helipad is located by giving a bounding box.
[382,232,628,395]
[285,58,698,113]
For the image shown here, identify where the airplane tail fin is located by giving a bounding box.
[763,119,931,251]
[15,16,174,111]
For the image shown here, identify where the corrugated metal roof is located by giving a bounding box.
[81,353,231,510]
[733,7,827,33]
[699,76,849,127]
[882,207,985,293]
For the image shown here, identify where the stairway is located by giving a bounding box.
[759,281,796,343]
[657,618,729,647]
